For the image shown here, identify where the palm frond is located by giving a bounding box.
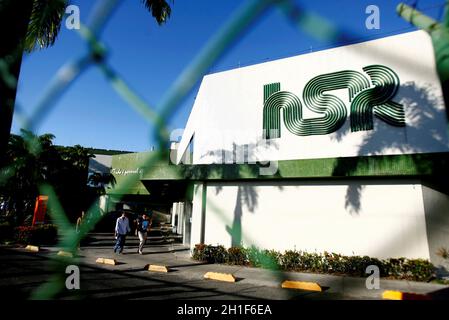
[24,0,68,52]
[141,0,172,25]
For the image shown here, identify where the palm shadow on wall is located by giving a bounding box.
[331,81,448,214]
[198,141,281,247]
[329,81,449,274]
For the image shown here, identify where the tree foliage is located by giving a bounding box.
[0,129,94,225]
[87,172,116,196]
[24,0,173,52]
[24,0,67,52]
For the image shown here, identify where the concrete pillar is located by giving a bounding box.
[178,202,185,236]
[190,182,207,252]
[171,202,179,234]
[99,195,108,214]
[183,202,192,246]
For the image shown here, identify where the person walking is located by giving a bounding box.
[136,213,152,254]
[76,211,85,233]
[75,211,85,250]
[114,211,130,254]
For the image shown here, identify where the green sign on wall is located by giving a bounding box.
[263,65,405,138]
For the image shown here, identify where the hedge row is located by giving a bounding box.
[192,244,435,282]
[0,223,58,245]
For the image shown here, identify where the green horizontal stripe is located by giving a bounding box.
[129,152,449,181]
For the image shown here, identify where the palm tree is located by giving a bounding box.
[1,129,57,224]
[87,172,117,195]
[59,144,94,171]
[1,129,109,224]
[0,0,172,166]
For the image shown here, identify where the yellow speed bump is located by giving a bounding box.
[281,280,322,292]
[95,258,117,265]
[57,251,74,258]
[148,265,170,273]
[382,290,430,300]
[25,245,39,252]
[204,272,236,283]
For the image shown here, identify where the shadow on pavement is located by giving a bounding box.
[428,287,449,300]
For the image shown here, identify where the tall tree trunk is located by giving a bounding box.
[0,0,34,166]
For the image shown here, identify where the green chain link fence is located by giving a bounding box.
[0,0,447,299]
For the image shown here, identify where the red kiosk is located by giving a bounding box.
[32,195,48,225]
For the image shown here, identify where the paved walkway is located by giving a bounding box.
[33,233,449,300]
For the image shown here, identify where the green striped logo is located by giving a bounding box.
[263,65,405,139]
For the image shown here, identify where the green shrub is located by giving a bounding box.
[207,245,227,263]
[245,246,262,267]
[280,250,301,270]
[402,259,434,281]
[300,251,322,272]
[261,249,281,270]
[14,224,58,245]
[191,244,227,263]
[227,246,247,265]
[323,252,345,274]
[192,243,435,282]
[192,244,207,261]
[244,246,280,269]
[384,257,406,278]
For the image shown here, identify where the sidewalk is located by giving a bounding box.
[39,237,449,300]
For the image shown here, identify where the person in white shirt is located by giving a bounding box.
[114,211,130,254]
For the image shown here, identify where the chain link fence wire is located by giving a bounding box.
[0,0,447,300]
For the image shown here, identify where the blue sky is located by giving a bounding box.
[13,0,446,152]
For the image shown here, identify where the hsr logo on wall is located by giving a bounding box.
[262,65,405,139]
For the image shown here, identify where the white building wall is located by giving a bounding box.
[88,154,113,174]
[177,31,448,165]
[421,185,449,273]
[190,183,205,248]
[194,180,431,260]
[178,31,445,261]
